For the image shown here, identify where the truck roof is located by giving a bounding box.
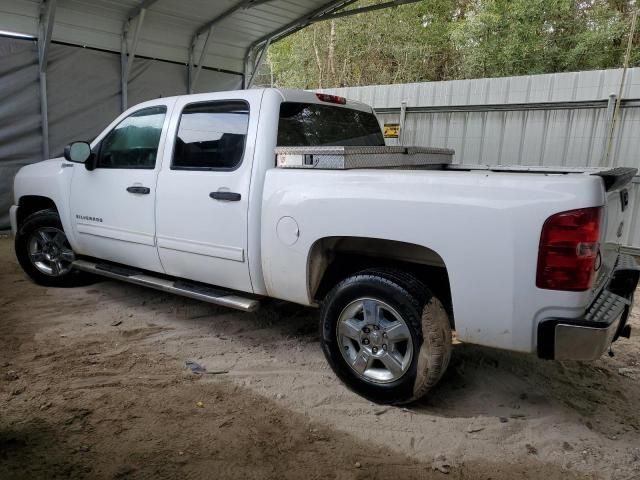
[271,88,374,113]
[147,88,374,114]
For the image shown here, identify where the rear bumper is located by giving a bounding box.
[538,254,639,361]
[9,205,19,237]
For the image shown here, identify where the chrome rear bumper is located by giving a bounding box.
[538,254,639,361]
[551,293,626,361]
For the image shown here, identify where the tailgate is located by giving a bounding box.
[593,168,638,293]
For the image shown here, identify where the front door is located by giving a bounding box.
[155,95,257,292]
[69,101,173,272]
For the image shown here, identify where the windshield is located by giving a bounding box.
[277,102,385,147]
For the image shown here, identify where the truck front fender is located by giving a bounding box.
[13,158,76,248]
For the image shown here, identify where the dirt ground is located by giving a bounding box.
[1,236,639,479]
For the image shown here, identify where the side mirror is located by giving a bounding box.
[63,141,92,164]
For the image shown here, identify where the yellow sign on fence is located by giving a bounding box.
[383,123,400,138]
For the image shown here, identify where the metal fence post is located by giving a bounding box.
[604,7,638,167]
[399,101,407,146]
[601,93,617,165]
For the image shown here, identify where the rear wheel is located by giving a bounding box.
[15,209,92,287]
[320,269,452,404]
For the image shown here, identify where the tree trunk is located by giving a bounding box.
[328,20,337,82]
[312,26,323,89]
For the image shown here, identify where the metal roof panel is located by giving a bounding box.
[0,0,350,73]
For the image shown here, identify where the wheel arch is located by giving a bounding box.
[17,195,59,228]
[307,236,454,327]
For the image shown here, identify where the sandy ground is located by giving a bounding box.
[1,236,639,479]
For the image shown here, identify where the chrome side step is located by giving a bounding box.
[72,259,260,312]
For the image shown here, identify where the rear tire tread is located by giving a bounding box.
[320,268,452,404]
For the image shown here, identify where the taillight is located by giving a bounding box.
[536,207,602,291]
[315,93,347,105]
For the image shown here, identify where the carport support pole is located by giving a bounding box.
[38,0,56,160]
[187,41,194,94]
[245,39,271,89]
[38,73,49,159]
[127,10,146,79]
[120,29,128,111]
[190,27,214,94]
[121,8,147,111]
[243,48,254,89]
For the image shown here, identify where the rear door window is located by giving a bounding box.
[277,102,384,147]
[172,101,249,171]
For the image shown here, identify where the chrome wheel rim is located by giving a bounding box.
[28,227,75,276]
[337,298,413,384]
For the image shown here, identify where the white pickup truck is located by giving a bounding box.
[10,88,639,404]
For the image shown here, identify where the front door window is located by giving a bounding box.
[97,106,167,169]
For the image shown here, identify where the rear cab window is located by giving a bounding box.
[277,102,384,147]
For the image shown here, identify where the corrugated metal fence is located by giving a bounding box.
[319,68,640,251]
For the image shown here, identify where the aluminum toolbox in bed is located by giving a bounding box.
[275,146,454,169]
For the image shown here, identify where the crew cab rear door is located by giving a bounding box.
[155,90,262,293]
[69,100,175,272]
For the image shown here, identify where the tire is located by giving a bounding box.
[320,269,452,404]
[15,209,92,287]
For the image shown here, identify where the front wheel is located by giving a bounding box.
[15,209,92,287]
[320,269,452,404]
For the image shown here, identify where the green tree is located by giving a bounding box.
[256,0,639,89]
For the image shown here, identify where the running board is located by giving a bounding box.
[72,259,260,312]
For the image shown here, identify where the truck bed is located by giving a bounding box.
[274,145,636,195]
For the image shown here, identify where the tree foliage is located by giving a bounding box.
[257,0,640,88]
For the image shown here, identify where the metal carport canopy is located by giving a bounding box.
[0,0,419,91]
[0,0,421,231]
